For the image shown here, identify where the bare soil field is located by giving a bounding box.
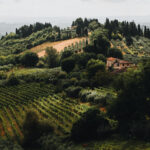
[30,37,86,57]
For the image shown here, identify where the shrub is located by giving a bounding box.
[36,60,45,68]
[57,71,67,79]
[22,110,53,147]
[108,48,123,59]
[60,79,74,89]
[0,71,7,80]
[78,79,89,87]
[83,45,95,53]
[65,86,82,98]
[79,89,115,106]
[20,52,39,67]
[97,54,106,63]
[69,72,81,80]
[87,59,106,77]
[6,73,20,86]
[94,71,114,86]
[79,90,91,102]
[71,108,110,141]
[61,57,75,73]
[45,47,60,68]
[61,50,73,61]
[77,52,96,69]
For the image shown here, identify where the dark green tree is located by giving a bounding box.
[71,108,110,141]
[45,47,59,68]
[61,57,75,73]
[108,48,123,59]
[20,52,39,67]
[87,59,106,77]
[61,50,73,61]
[90,29,110,55]
[109,61,150,137]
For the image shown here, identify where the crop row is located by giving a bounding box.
[0,93,89,141]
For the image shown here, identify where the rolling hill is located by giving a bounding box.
[30,37,86,57]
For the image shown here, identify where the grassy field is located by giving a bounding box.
[29,37,86,57]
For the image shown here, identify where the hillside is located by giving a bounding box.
[30,37,86,57]
[0,18,150,150]
[111,36,150,63]
[0,26,76,56]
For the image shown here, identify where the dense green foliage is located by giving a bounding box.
[71,108,110,141]
[20,52,39,67]
[15,22,52,38]
[90,29,110,55]
[23,110,53,147]
[105,18,143,39]
[108,48,123,59]
[109,60,150,138]
[0,24,76,56]
[45,47,60,68]
[1,17,150,149]
[72,18,100,36]
[86,59,106,77]
[61,57,75,73]
[79,88,116,105]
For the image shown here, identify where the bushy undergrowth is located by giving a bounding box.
[65,86,82,98]
[79,88,116,106]
[22,110,54,148]
[11,67,62,83]
[0,64,14,71]
[71,108,112,142]
[0,139,23,150]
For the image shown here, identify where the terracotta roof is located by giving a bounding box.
[107,57,117,61]
[107,57,133,64]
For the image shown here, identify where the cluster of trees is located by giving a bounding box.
[0,52,39,68]
[85,28,122,58]
[105,19,143,38]
[69,59,150,142]
[107,60,150,139]
[16,22,52,38]
[72,18,100,37]
[144,26,150,38]
[104,18,150,45]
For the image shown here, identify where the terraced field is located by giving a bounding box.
[0,83,89,142]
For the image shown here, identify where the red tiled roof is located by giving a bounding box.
[107,57,132,64]
[107,57,117,61]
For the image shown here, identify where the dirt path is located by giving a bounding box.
[30,37,86,57]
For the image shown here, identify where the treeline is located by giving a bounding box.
[104,18,150,39]
[15,22,52,38]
